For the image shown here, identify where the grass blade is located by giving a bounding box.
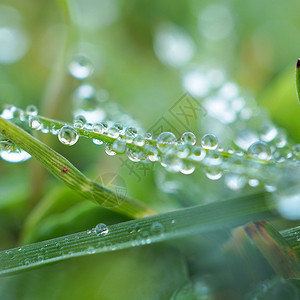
[0,117,155,218]
[0,192,274,276]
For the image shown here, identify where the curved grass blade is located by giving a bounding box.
[0,117,155,218]
[0,192,274,276]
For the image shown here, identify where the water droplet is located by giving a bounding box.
[87,246,95,254]
[0,105,16,119]
[95,223,108,236]
[248,178,259,187]
[25,105,38,116]
[105,143,116,156]
[125,126,137,138]
[133,134,145,147]
[50,125,59,135]
[260,123,278,142]
[157,132,177,152]
[58,126,79,146]
[248,141,271,160]
[107,126,119,139]
[176,144,190,158]
[150,222,164,236]
[0,144,31,163]
[201,134,218,150]
[112,139,126,154]
[234,129,259,151]
[68,55,94,79]
[29,116,42,130]
[190,146,206,161]
[276,186,300,220]
[181,132,196,145]
[144,132,152,140]
[180,162,195,174]
[84,122,93,130]
[224,173,246,190]
[205,166,222,180]
[274,132,287,148]
[203,151,222,166]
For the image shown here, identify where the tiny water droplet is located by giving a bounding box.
[58,126,79,146]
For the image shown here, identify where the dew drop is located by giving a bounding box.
[150,222,164,236]
[157,132,177,152]
[29,116,42,130]
[133,134,145,147]
[107,126,119,139]
[68,55,94,80]
[58,126,79,146]
[205,166,222,180]
[248,141,271,160]
[181,132,196,145]
[105,143,116,156]
[180,162,196,174]
[224,173,246,190]
[125,126,137,138]
[25,105,38,116]
[201,134,218,150]
[176,143,190,158]
[112,139,126,154]
[190,146,206,161]
[95,223,108,236]
[248,178,259,187]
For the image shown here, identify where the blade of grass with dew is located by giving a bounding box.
[0,192,275,276]
[0,117,155,218]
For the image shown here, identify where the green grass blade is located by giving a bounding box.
[0,192,274,276]
[0,117,155,218]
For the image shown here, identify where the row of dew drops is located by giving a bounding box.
[1,104,300,192]
[3,220,171,266]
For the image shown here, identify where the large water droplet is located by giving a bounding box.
[58,126,79,146]
[95,223,109,236]
[201,134,218,150]
[248,141,271,160]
